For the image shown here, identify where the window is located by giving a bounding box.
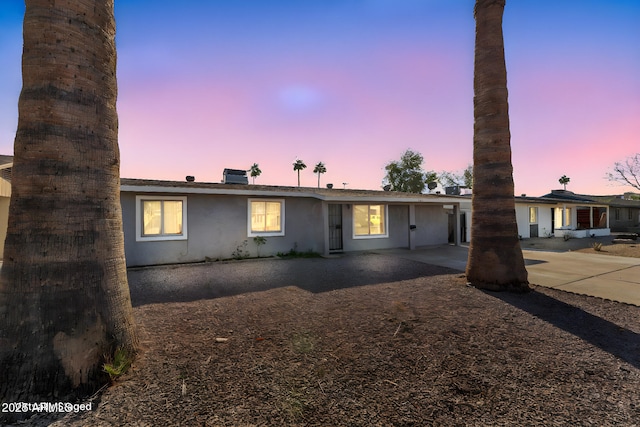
[564,208,572,226]
[136,196,187,241]
[615,208,621,221]
[628,209,633,221]
[353,204,388,238]
[248,199,285,236]
[529,207,538,224]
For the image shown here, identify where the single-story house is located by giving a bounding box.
[457,190,612,241]
[120,178,465,267]
[586,193,640,233]
[537,190,611,238]
[0,153,623,267]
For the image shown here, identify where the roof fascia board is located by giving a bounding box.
[120,184,463,205]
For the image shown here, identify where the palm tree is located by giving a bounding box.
[293,159,307,187]
[313,162,327,188]
[465,0,529,292]
[559,175,570,190]
[250,163,262,184]
[0,0,138,407]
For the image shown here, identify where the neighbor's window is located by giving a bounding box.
[529,207,538,224]
[565,208,572,226]
[136,196,187,241]
[248,199,285,236]
[353,204,388,238]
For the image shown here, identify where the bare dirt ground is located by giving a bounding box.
[15,251,639,426]
[573,242,640,258]
[521,234,640,258]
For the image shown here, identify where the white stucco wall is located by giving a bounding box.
[515,204,554,239]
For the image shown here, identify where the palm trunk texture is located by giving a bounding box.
[0,0,138,407]
[465,0,529,291]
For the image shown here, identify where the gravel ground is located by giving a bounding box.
[127,254,458,307]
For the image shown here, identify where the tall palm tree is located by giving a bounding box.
[313,161,327,188]
[293,159,306,187]
[466,0,529,292]
[250,163,262,184]
[0,0,138,407]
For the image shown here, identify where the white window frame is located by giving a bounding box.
[135,195,188,242]
[352,204,389,239]
[248,198,285,237]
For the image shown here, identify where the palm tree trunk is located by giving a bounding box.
[466,0,529,291]
[0,0,138,409]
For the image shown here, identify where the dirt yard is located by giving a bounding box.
[18,253,639,426]
[574,241,640,258]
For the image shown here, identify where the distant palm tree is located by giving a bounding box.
[293,159,307,187]
[465,0,529,292]
[250,163,262,184]
[559,175,570,190]
[313,162,327,188]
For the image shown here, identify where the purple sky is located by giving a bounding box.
[1,0,639,196]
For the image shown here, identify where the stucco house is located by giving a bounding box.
[586,193,640,232]
[457,191,612,241]
[120,178,464,267]
[0,153,622,267]
[538,190,611,238]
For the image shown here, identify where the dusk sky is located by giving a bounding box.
[1,0,639,196]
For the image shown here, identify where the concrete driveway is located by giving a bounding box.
[381,245,640,306]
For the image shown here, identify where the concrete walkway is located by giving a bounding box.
[380,245,640,306]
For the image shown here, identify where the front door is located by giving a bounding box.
[328,204,343,251]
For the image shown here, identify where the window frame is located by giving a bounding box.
[529,207,538,224]
[352,204,389,239]
[135,195,188,242]
[247,198,285,237]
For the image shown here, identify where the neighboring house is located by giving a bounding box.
[120,178,465,267]
[514,196,558,239]
[460,191,613,241]
[586,193,640,232]
[538,190,611,238]
[0,155,12,259]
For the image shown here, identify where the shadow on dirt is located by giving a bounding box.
[486,289,640,370]
[128,253,458,307]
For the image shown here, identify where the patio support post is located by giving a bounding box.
[408,204,416,250]
[454,203,461,246]
[322,201,330,256]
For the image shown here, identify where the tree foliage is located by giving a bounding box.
[293,159,307,187]
[440,165,473,189]
[383,149,436,193]
[558,175,570,190]
[607,154,640,191]
[313,162,327,188]
[249,163,261,184]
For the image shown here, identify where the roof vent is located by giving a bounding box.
[223,168,248,184]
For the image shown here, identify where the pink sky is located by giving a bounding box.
[1,0,638,196]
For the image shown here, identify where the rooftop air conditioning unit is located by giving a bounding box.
[223,168,248,184]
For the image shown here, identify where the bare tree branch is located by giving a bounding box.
[607,154,640,191]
